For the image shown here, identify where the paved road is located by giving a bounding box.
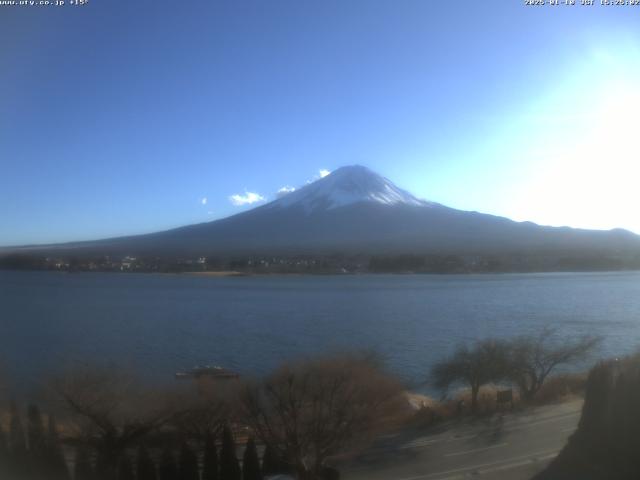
[341,400,583,480]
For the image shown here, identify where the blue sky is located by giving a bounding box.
[2,1,640,245]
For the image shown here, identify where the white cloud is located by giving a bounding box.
[229,191,265,206]
[201,197,208,205]
[305,169,332,184]
[277,185,296,197]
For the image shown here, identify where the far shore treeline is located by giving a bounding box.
[2,250,640,274]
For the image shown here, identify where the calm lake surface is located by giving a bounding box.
[1,270,640,394]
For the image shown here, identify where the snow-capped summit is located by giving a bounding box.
[269,165,433,213]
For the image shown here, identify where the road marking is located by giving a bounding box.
[362,410,579,455]
[398,433,479,450]
[437,452,559,480]
[398,411,578,447]
[511,411,580,429]
[393,448,560,480]
[443,442,508,457]
[423,410,581,443]
[447,433,477,442]
[343,407,580,476]
[398,439,439,449]
[443,410,580,440]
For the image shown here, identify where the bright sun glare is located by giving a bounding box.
[511,74,640,234]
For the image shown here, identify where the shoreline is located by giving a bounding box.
[183,270,249,277]
[3,268,640,278]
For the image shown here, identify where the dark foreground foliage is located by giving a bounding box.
[535,352,640,480]
[1,354,398,480]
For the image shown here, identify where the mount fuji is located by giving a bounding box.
[5,165,640,261]
[269,165,430,212]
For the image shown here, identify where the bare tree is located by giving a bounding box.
[53,366,179,479]
[507,328,600,401]
[431,339,510,412]
[241,353,404,480]
[169,380,239,443]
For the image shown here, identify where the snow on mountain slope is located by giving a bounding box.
[268,165,436,213]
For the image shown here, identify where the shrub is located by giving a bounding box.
[220,425,241,480]
[202,433,219,480]
[242,437,261,480]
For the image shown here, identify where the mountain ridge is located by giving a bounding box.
[2,165,640,263]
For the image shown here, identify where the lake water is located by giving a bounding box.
[1,270,640,394]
